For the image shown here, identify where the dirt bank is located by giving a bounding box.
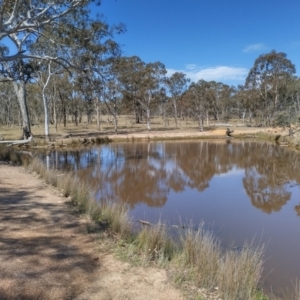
[0,163,183,300]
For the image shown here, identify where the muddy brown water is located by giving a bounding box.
[41,140,300,298]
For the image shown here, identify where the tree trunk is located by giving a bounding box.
[113,114,118,134]
[146,108,151,131]
[173,98,178,127]
[53,98,57,132]
[42,90,50,141]
[13,80,31,139]
[59,90,67,127]
[198,111,203,132]
[95,99,101,131]
[206,111,209,126]
[242,109,246,122]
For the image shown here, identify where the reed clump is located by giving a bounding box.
[217,242,265,300]
[100,199,132,239]
[176,225,220,289]
[135,222,175,265]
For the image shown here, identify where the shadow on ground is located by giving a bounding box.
[0,178,101,300]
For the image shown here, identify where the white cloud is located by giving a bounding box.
[167,65,248,83]
[185,64,197,70]
[243,43,267,53]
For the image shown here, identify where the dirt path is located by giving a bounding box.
[0,163,183,300]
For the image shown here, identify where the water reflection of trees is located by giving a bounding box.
[43,141,300,214]
[243,167,291,213]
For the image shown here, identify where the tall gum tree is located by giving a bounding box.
[245,50,296,126]
[166,72,190,128]
[0,0,98,139]
[113,56,167,130]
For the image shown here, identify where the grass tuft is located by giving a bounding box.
[177,225,220,289]
[217,242,264,300]
[135,222,175,265]
[99,200,132,239]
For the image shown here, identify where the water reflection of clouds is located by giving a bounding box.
[215,167,244,177]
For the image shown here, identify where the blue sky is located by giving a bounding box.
[99,0,300,86]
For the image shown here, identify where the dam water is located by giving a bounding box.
[42,140,300,298]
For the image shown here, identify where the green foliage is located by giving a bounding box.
[273,111,291,127]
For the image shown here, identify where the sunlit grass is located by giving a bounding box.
[135,222,175,265]
[176,224,220,289]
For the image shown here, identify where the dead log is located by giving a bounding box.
[138,220,151,226]
[0,135,34,147]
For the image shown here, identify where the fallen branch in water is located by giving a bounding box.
[138,220,152,226]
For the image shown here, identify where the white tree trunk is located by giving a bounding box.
[198,111,203,132]
[146,108,151,131]
[95,99,101,131]
[173,98,178,128]
[42,92,49,140]
[13,80,31,139]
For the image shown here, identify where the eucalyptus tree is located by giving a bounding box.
[0,0,106,139]
[166,72,190,127]
[112,56,145,123]
[136,61,167,131]
[287,77,300,116]
[232,85,259,123]
[102,80,121,134]
[245,50,296,126]
[36,61,62,140]
[114,56,167,130]
[70,16,124,130]
[0,0,95,62]
[188,80,209,131]
[0,51,37,138]
[203,81,234,122]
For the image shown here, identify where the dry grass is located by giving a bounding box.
[0,145,32,165]
[176,225,221,289]
[217,242,264,300]
[173,228,265,300]
[291,279,300,300]
[0,115,222,140]
[100,199,132,239]
[135,222,175,265]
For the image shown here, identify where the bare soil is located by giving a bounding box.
[0,163,183,300]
